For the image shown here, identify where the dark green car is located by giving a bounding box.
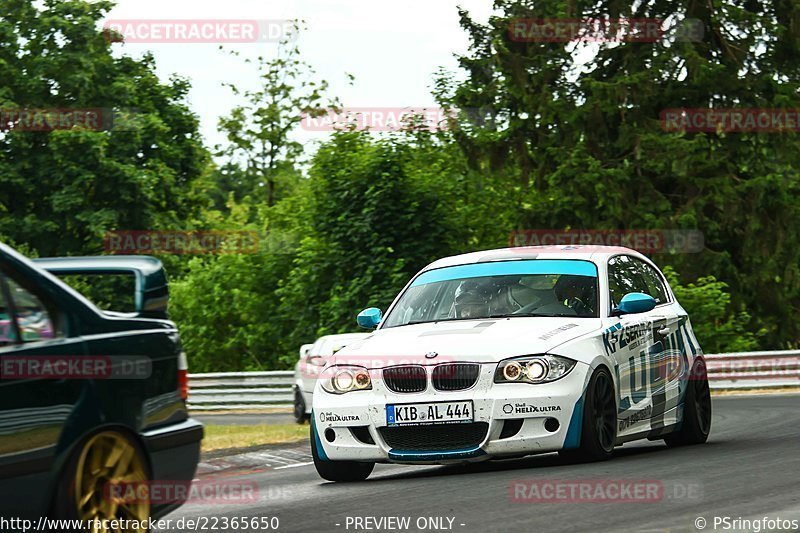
[0,243,202,528]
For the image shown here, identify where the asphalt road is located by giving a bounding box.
[161,395,800,533]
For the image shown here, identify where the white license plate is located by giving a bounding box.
[386,401,473,426]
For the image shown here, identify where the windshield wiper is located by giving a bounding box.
[407,319,439,325]
[403,312,580,326]
[487,312,577,318]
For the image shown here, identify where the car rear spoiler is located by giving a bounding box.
[33,255,169,319]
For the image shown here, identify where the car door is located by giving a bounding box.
[630,258,686,430]
[0,264,86,518]
[606,255,676,435]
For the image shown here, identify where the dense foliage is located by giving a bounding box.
[2,0,797,371]
[0,0,208,257]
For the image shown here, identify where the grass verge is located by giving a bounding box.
[202,424,308,452]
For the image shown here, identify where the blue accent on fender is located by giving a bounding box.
[388,446,485,462]
[674,328,689,401]
[563,395,585,449]
[613,361,631,412]
[682,324,698,356]
[410,259,598,287]
[310,410,329,461]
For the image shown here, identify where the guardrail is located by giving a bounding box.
[704,350,800,390]
[188,371,294,411]
[187,350,800,411]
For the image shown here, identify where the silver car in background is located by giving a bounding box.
[293,333,370,423]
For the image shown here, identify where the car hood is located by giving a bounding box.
[329,318,602,367]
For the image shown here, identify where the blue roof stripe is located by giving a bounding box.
[410,259,598,287]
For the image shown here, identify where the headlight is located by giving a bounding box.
[321,365,372,394]
[494,355,576,384]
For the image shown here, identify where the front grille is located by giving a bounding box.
[383,365,427,393]
[432,363,480,391]
[378,422,489,451]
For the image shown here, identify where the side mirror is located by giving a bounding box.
[299,343,314,359]
[357,307,382,329]
[307,355,326,367]
[614,293,657,315]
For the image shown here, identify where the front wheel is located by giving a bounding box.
[293,389,308,424]
[310,421,374,482]
[559,366,617,462]
[664,358,712,447]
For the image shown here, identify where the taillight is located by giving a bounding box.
[178,351,189,400]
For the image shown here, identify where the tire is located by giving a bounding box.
[53,430,151,532]
[558,367,617,462]
[310,419,374,482]
[664,358,712,447]
[293,389,307,424]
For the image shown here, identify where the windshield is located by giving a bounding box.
[382,259,599,328]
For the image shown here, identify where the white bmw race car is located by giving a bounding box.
[311,245,712,481]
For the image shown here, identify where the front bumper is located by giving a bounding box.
[312,362,589,464]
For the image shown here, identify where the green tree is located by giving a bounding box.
[663,266,762,353]
[274,131,469,357]
[216,22,343,208]
[0,0,208,256]
[438,0,800,347]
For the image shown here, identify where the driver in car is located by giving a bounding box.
[553,275,596,316]
[453,281,491,319]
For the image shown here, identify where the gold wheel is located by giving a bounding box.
[73,431,150,532]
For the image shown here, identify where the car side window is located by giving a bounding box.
[4,275,58,342]
[608,255,651,309]
[0,277,16,347]
[632,259,669,305]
